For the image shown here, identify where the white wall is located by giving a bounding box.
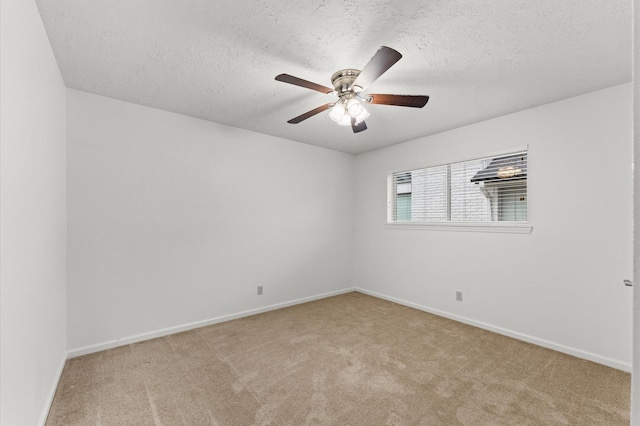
[354,84,633,370]
[66,90,355,353]
[632,0,639,421]
[0,0,67,424]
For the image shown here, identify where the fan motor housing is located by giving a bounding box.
[331,69,361,95]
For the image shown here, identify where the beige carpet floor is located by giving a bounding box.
[46,292,630,425]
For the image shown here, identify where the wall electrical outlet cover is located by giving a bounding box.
[456,291,462,301]
[257,286,263,295]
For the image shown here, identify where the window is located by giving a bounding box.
[395,172,412,221]
[388,150,528,227]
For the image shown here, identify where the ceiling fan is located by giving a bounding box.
[275,46,429,133]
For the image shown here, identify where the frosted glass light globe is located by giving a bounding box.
[347,98,363,116]
[329,101,346,122]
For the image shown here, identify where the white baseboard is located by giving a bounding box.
[38,353,67,426]
[67,287,357,359]
[354,288,632,373]
[67,286,631,372]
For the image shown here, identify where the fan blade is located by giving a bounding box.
[287,103,333,124]
[351,118,367,133]
[351,46,402,91]
[367,94,429,108]
[275,74,334,94]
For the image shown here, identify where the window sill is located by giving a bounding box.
[385,222,533,234]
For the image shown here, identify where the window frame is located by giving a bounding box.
[385,146,532,234]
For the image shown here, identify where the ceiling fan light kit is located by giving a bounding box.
[275,46,429,134]
[329,97,370,126]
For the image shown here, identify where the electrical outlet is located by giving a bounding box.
[456,291,463,301]
[257,285,263,295]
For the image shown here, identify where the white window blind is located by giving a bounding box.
[388,150,528,224]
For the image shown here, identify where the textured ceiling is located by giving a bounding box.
[36,0,631,155]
